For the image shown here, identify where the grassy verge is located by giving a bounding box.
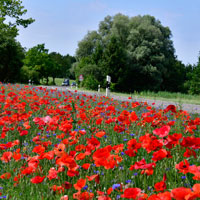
[39,77,200,105]
[112,90,200,105]
[66,87,200,105]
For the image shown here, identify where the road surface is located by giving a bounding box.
[40,85,200,114]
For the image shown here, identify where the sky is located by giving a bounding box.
[17,0,200,65]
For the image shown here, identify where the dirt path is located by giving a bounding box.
[41,86,200,114]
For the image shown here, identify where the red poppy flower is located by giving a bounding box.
[154,181,166,192]
[60,195,68,200]
[20,130,28,136]
[32,145,45,155]
[82,163,90,170]
[153,125,170,138]
[54,143,66,157]
[21,166,35,175]
[30,176,45,184]
[171,187,192,200]
[62,181,72,189]
[164,105,176,113]
[47,167,58,180]
[1,151,12,163]
[130,111,138,122]
[51,185,64,194]
[86,174,100,184]
[75,153,86,160]
[152,149,168,162]
[176,159,190,174]
[73,178,86,191]
[0,172,11,179]
[121,188,141,199]
[96,131,106,138]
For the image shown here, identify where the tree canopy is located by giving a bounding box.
[0,0,34,83]
[75,14,184,92]
[0,0,34,29]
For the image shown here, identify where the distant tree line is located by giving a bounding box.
[21,44,76,85]
[0,0,75,85]
[1,2,200,94]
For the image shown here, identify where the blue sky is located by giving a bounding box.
[17,0,200,65]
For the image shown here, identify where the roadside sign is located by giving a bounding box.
[79,74,84,81]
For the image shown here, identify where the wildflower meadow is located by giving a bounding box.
[0,84,200,200]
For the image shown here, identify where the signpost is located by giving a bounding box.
[106,75,111,97]
[79,74,84,82]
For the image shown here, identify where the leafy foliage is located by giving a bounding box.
[0,0,34,83]
[0,33,24,82]
[186,57,200,94]
[75,14,186,92]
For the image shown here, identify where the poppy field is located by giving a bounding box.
[0,84,200,200]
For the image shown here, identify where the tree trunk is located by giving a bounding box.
[53,77,55,85]
[46,77,49,85]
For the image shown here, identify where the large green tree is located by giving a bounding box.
[0,31,25,82]
[0,0,34,82]
[21,44,50,84]
[76,14,180,92]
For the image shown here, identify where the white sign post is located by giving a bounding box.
[106,75,111,97]
[98,84,101,93]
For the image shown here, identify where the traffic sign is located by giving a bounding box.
[79,74,84,81]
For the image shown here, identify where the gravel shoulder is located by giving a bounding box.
[41,86,200,114]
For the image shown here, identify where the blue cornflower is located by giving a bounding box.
[83,185,88,190]
[116,195,121,199]
[53,133,56,136]
[126,179,131,183]
[130,134,135,136]
[112,184,120,190]
[37,133,41,135]
[123,138,128,141]
[119,166,124,170]
[46,134,50,137]
[147,186,152,190]
[181,176,186,179]
[133,172,138,176]
[0,187,3,189]
[0,196,7,199]
[121,152,125,155]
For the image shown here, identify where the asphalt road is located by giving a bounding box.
[40,85,200,114]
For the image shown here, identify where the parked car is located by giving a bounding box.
[61,79,70,86]
[71,82,76,87]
